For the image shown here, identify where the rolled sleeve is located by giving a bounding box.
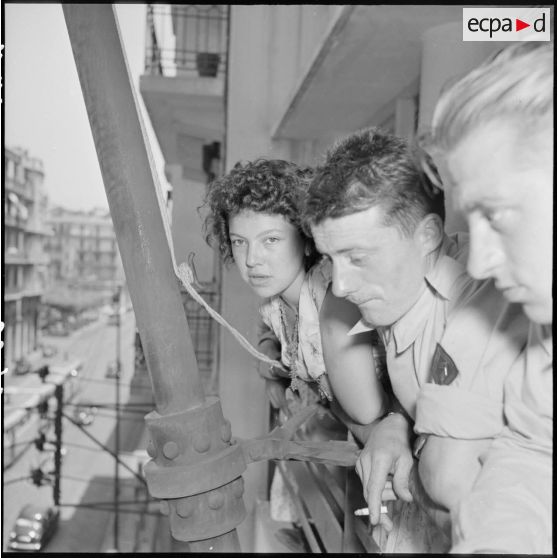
[415,384,504,439]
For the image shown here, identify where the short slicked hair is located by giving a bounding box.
[303,127,445,237]
[429,42,553,155]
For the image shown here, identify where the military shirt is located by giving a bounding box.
[451,322,553,554]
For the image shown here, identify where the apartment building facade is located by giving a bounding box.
[45,206,124,290]
[4,146,51,369]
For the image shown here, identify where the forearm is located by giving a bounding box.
[320,291,389,424]
[418,436,489,513]
[329,398,377,444]
[328,366,387,425]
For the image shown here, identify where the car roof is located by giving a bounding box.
[19,503,55,518]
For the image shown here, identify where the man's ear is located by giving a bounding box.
[417,214,444,256]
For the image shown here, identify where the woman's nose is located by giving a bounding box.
[245,243,262,267]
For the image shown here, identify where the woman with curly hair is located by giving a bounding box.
[204,158,386,424]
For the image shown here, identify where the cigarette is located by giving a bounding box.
[354,505,388,516]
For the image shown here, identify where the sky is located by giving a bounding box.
[4,3,167,211]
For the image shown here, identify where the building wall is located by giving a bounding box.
[223,5,279,549]
[45,207,125,289]
[165,165,216,283]
[266,5,343,133]
[4,146,50,368]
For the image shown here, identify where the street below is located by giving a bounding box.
[2,310,153,553]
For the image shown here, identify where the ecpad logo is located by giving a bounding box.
[463,8,550,41]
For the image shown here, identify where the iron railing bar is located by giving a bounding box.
[307,462,345,521]
[353,516,382,553]
[276,461,322,553]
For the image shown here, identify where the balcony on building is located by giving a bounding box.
[139,4,228,184]
[5,176,35,202]
[5,247,33,266]
[267,5,464,145]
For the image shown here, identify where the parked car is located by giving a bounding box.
[81,309,99,323]
[13,358,31,375]
[8,504,59,551]
[72,399,98,426]
[40,344,58,358]
[47,322,70,337]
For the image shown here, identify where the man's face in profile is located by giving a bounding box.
[311,204,429,328]
[447,119,553,325]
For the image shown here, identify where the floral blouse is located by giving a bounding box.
[259,258,333,400]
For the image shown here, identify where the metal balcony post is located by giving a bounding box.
[62,5,245,550]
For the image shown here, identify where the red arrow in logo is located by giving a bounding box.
[516,18,530,31]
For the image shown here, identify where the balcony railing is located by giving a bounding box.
[5,176,34,201]
[180,280,220,395]
[144,4,228,78]
[270,401,450,553]
[4,212,25,229]
[5,250,33,265]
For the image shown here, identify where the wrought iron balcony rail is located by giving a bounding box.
[5,176,35,202]
[180,281,220,395]
[145,4,228,78]
[268,398,449,553]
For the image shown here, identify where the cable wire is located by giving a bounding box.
[62,411,147,486]
[3,476,33,487]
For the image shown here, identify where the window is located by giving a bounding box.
[6,159,15,179]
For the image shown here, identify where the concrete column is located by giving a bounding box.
[223,6,276,551]
[418,22,507,234]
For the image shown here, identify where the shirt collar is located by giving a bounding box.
[347,319,373,336]
[392,239,468,353]
[424,254,465,300]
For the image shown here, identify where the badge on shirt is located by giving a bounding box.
[430,343,459,385]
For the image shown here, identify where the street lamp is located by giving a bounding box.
[111,284,122,551]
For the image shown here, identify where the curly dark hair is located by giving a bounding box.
[303,127,445,237]
[204,158,319,268]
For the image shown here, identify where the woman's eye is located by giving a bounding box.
[231,239,245,247]
[265,237,280,244]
